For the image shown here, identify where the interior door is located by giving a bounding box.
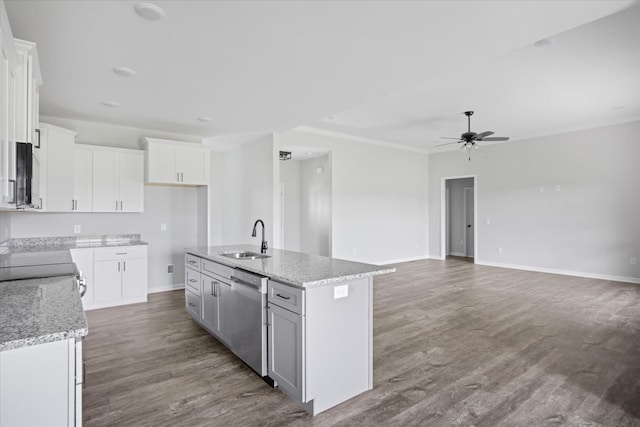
[464,187,474,257]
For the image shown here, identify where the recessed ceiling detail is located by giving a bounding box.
[113,66,136,77]
[134,2,165,21]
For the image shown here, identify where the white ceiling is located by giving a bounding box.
[5,1,639,151]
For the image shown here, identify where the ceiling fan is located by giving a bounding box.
[436,111,509,160]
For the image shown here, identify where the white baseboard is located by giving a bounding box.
[448,251,467,257]
[380,255,430,265]
[148,283,185,294]
[475,260,640,285]
[429,255,445,261]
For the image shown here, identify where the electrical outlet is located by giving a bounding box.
[73,225,81,234]
[497,247,503,254]
[352,248,358,255]
[539,186,544,193]
[631,258,637,265]
[334,285,348,299]
[167,264,174,273]
[160,223,167,231]
[486,218,491,225]
[555,185,561,192]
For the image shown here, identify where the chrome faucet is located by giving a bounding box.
[251,219,268,254]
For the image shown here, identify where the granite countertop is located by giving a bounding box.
[0,275,88,351]
[185,245,395,288]
[0,234,148,268]
[0,234,147,352]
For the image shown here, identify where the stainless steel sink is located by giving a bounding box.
[219,250,270,260]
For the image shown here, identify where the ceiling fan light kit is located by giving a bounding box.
[436,110,510,161]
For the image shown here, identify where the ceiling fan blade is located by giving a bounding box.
[434,141,460,147]
[479,137,509,141]
[475,131,494,139]
[439,137,462,140]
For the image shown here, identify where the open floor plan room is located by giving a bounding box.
[83,258,640,427]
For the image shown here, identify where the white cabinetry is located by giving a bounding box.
[0,338,83,427]
[91,146,144,212]
[72,146,93,212]
[0,9,18,208]
[38,123,77,212]
[90,245,148,309]
[13,38,41,145]
[144,137,209,185]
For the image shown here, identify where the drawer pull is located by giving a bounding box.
[116,252,127,255]
[188,302,196,308]
[189,279,197,283]
[188,260,197,264]
[276,293,291,300]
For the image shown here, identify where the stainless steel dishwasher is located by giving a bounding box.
[218,268,268,376]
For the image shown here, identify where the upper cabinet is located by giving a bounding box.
[13,39,41,145]
[38,123,77,212]
[0,2,41,209]
[143,138,210,186]
[92,146,144,213]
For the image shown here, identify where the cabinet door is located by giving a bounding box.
[0,45,17,208]
[201,276,220,335]
[118,151,144,212]
[147,143,176,184]
[176,146,208,185]
[42,126,74,212]
[73,147,93,212]
[93,260,122,303]
[92,150,118,212]
[0,339,72,427]
[121,257,146,300]
[70,248,94,307]
[268,304,305,402]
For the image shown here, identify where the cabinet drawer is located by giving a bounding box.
[268,280,305,315]
[185,254,201,271]
[185,267,200,295]
[94,245,146,261]
[202,259,232,280]
[185,289,201,319]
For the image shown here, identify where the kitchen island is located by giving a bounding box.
[184,245,395,415]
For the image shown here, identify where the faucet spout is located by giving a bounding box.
[251,219,268,254]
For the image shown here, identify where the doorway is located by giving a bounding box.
[441,175,477,262]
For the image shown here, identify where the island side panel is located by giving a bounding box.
[306,277,373,414]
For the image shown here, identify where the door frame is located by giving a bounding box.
[463,186,474,257]
[440,175,477,261]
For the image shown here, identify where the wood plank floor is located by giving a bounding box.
[83,259,640,426]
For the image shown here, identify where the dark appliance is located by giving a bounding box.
[15,141,32,208]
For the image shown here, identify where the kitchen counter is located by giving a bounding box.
[0,234,147,351]
[185,245,395,287]
[0,275,88,351]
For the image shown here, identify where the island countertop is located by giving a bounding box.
[0,275,88,352]
[185,245,395,288]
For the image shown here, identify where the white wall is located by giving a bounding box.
[446,177,473,256]
[280,160,301,252]
[2,116,208,291]
[300,155,331,257]
[3,186,203,291]
[217,134,276,247]
[278,129,429,264]
[428,120,640,282]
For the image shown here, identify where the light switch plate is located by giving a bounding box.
[74,225,81,234]
[334,285,348,299]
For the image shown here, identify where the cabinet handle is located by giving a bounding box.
[189,279,197,283]
[123,261,126,272]
[117,262,120,272]
[120,201,123,211]
[181,172,184,182]
[75,200,78,210]
[188,260,196,264]
[213,282,217,297]
[176,172,180,182]
[188,302,196,308]
[34,128,41,149]
[275,293,291,300]
[72,199,75,210]
[115,200,118,211]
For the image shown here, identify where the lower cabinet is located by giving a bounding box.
[0,338,83,427]
[268,302,305,402]
[201,274,220,335]
[71,245,148,310]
